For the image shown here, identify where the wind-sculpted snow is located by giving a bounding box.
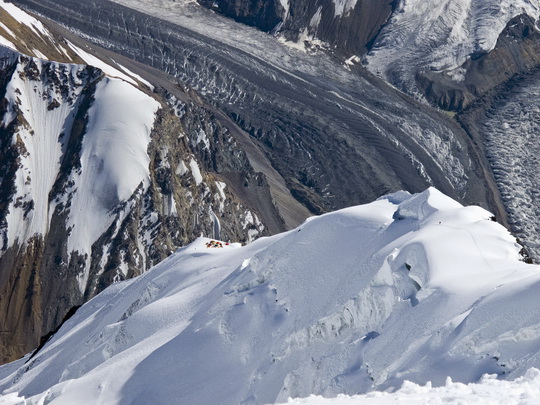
[279,369,540,404]
[10,0,501,218]
[1,188,538,404]
[365,0,540,97]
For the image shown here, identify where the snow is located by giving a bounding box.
[215,180,227,200]
[189,157,203,185]
[66,42,139,86]
[332,0,358,17]
[277,368,540,404]
[112,61,154,89]
[0,55,88,249]
[0,22,15,38]
[176,159,189,176]
[1,188,540,404]
[3,371,540,405]
[0,36,15,50]
[0,1,51,39]
[62,77,159,289]
[215,180,227,212]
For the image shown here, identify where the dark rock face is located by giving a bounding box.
[283,0,394,56]
[198,0,395,56]
[417,14,540,112]
[198,0,285,32]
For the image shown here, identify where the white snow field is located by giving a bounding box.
[1,188,540,404]
[2,370,540,405]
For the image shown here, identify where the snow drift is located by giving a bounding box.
[1,188,539,404]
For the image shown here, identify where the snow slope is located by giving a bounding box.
[58,76,160,290]
[0,46,160,289]
[0,0,159,264]
[1,188,539,404]
[365,0,540,93]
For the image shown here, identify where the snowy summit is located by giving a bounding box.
[1,188,540,404]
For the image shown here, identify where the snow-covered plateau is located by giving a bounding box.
[1,188,539,404]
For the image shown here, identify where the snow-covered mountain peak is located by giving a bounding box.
[391,186,462,221]
[1,188,538,404]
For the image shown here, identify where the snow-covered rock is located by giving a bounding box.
[1,188,538,404]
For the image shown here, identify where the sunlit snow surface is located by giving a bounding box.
[3,370,540,405]
[1,188,539,404]
[277,369,540,404]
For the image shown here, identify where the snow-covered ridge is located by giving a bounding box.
[366,0,540,90]
[1,188,539,404]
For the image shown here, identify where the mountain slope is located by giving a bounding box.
[197,0,395,57]
[11,0,507,221]
[0,0,280,363]
[0,188,538,404]
[191,0,540,261]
